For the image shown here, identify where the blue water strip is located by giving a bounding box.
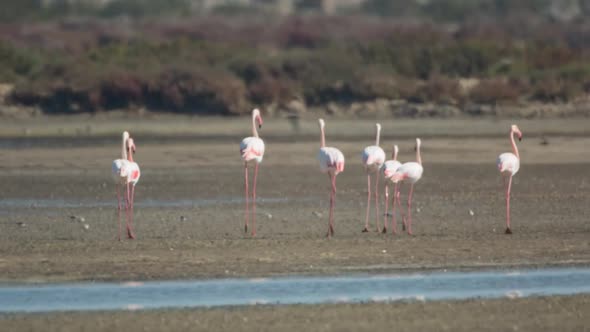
[1,268,589,313]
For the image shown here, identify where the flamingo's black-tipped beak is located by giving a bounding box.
[519,136,522,142]
[258,124,262,129]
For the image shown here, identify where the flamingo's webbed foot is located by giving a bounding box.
[244,224,248,233]
[505,227,512,234]
[362,227,369,233]
[382,227,387,234]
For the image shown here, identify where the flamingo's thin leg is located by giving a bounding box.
[505,175,513,234]
[252,163,259,237]
[399,184,406,231]
[244,164,249,233]
[128,184,136,239]
[375,173,380,232]
[383,185,389,234]
[116,185,122,241]
[363,174,371,232]
[330,174,337,236]
[407,183,414,235]
[125,183,131,238]
[325,173,338,237]
[391,183,399,235]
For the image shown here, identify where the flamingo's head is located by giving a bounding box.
[392,145,399,160]
[511,124,523,141]
[414,138,421,151]
[127,138,136,154]
[253,108,263,129]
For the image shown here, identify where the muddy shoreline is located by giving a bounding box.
[2,295,589,332]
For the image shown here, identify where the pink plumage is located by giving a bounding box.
[317,118,345,238]
[361,123,386,233]
[496,124,523,234]
[382,145,402,234]
[111,131,140,240]
[241,108,265,236]
[389,138,423,235]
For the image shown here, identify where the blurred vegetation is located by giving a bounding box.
[0,1,589,114]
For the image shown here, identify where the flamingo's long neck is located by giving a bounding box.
[320,125,326,148]
[511,130,520,159]
[375,125,381,146]
[392,145,398,160]
[252,113,259,138]
[416,143,422,165]
[128,148,134,162]
[121,135,127,160]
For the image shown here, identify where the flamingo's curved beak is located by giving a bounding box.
[257,116,263,129]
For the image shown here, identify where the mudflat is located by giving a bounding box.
[2,295,589,332]
[0,116,589,330]
[1,116,589,282]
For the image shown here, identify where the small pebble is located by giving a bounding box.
[17,222,26,227]
[83,224,90,230]
[313,211,323,218]
[382,250,387,254]
[265,213,273,219]
[469,209,475,216]
[180,216,187,222]
[416,207,421,213]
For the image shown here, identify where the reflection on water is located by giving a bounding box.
[1,268,589,313]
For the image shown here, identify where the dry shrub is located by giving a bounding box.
[530,79,582,103]
[469,78,525,104]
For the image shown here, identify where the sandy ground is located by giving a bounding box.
[2,295,589,332]
[1,116,589,330]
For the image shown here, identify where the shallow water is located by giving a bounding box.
[1,268,589,313]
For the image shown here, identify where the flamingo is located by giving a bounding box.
[240,108,265,236]
[382,145,402,234]
[497,124,523,234]
[390,138,423,235]
[361,123,386,233]
[317,118,345,238]
[111,132,141,240]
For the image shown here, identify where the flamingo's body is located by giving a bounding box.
[382,145,402,234]
[390,138,423,235]
[361,124,386,233]
[496,124,523,234]
[240,108,265,236]
[317,119,345,237]
[111,132,140,240]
